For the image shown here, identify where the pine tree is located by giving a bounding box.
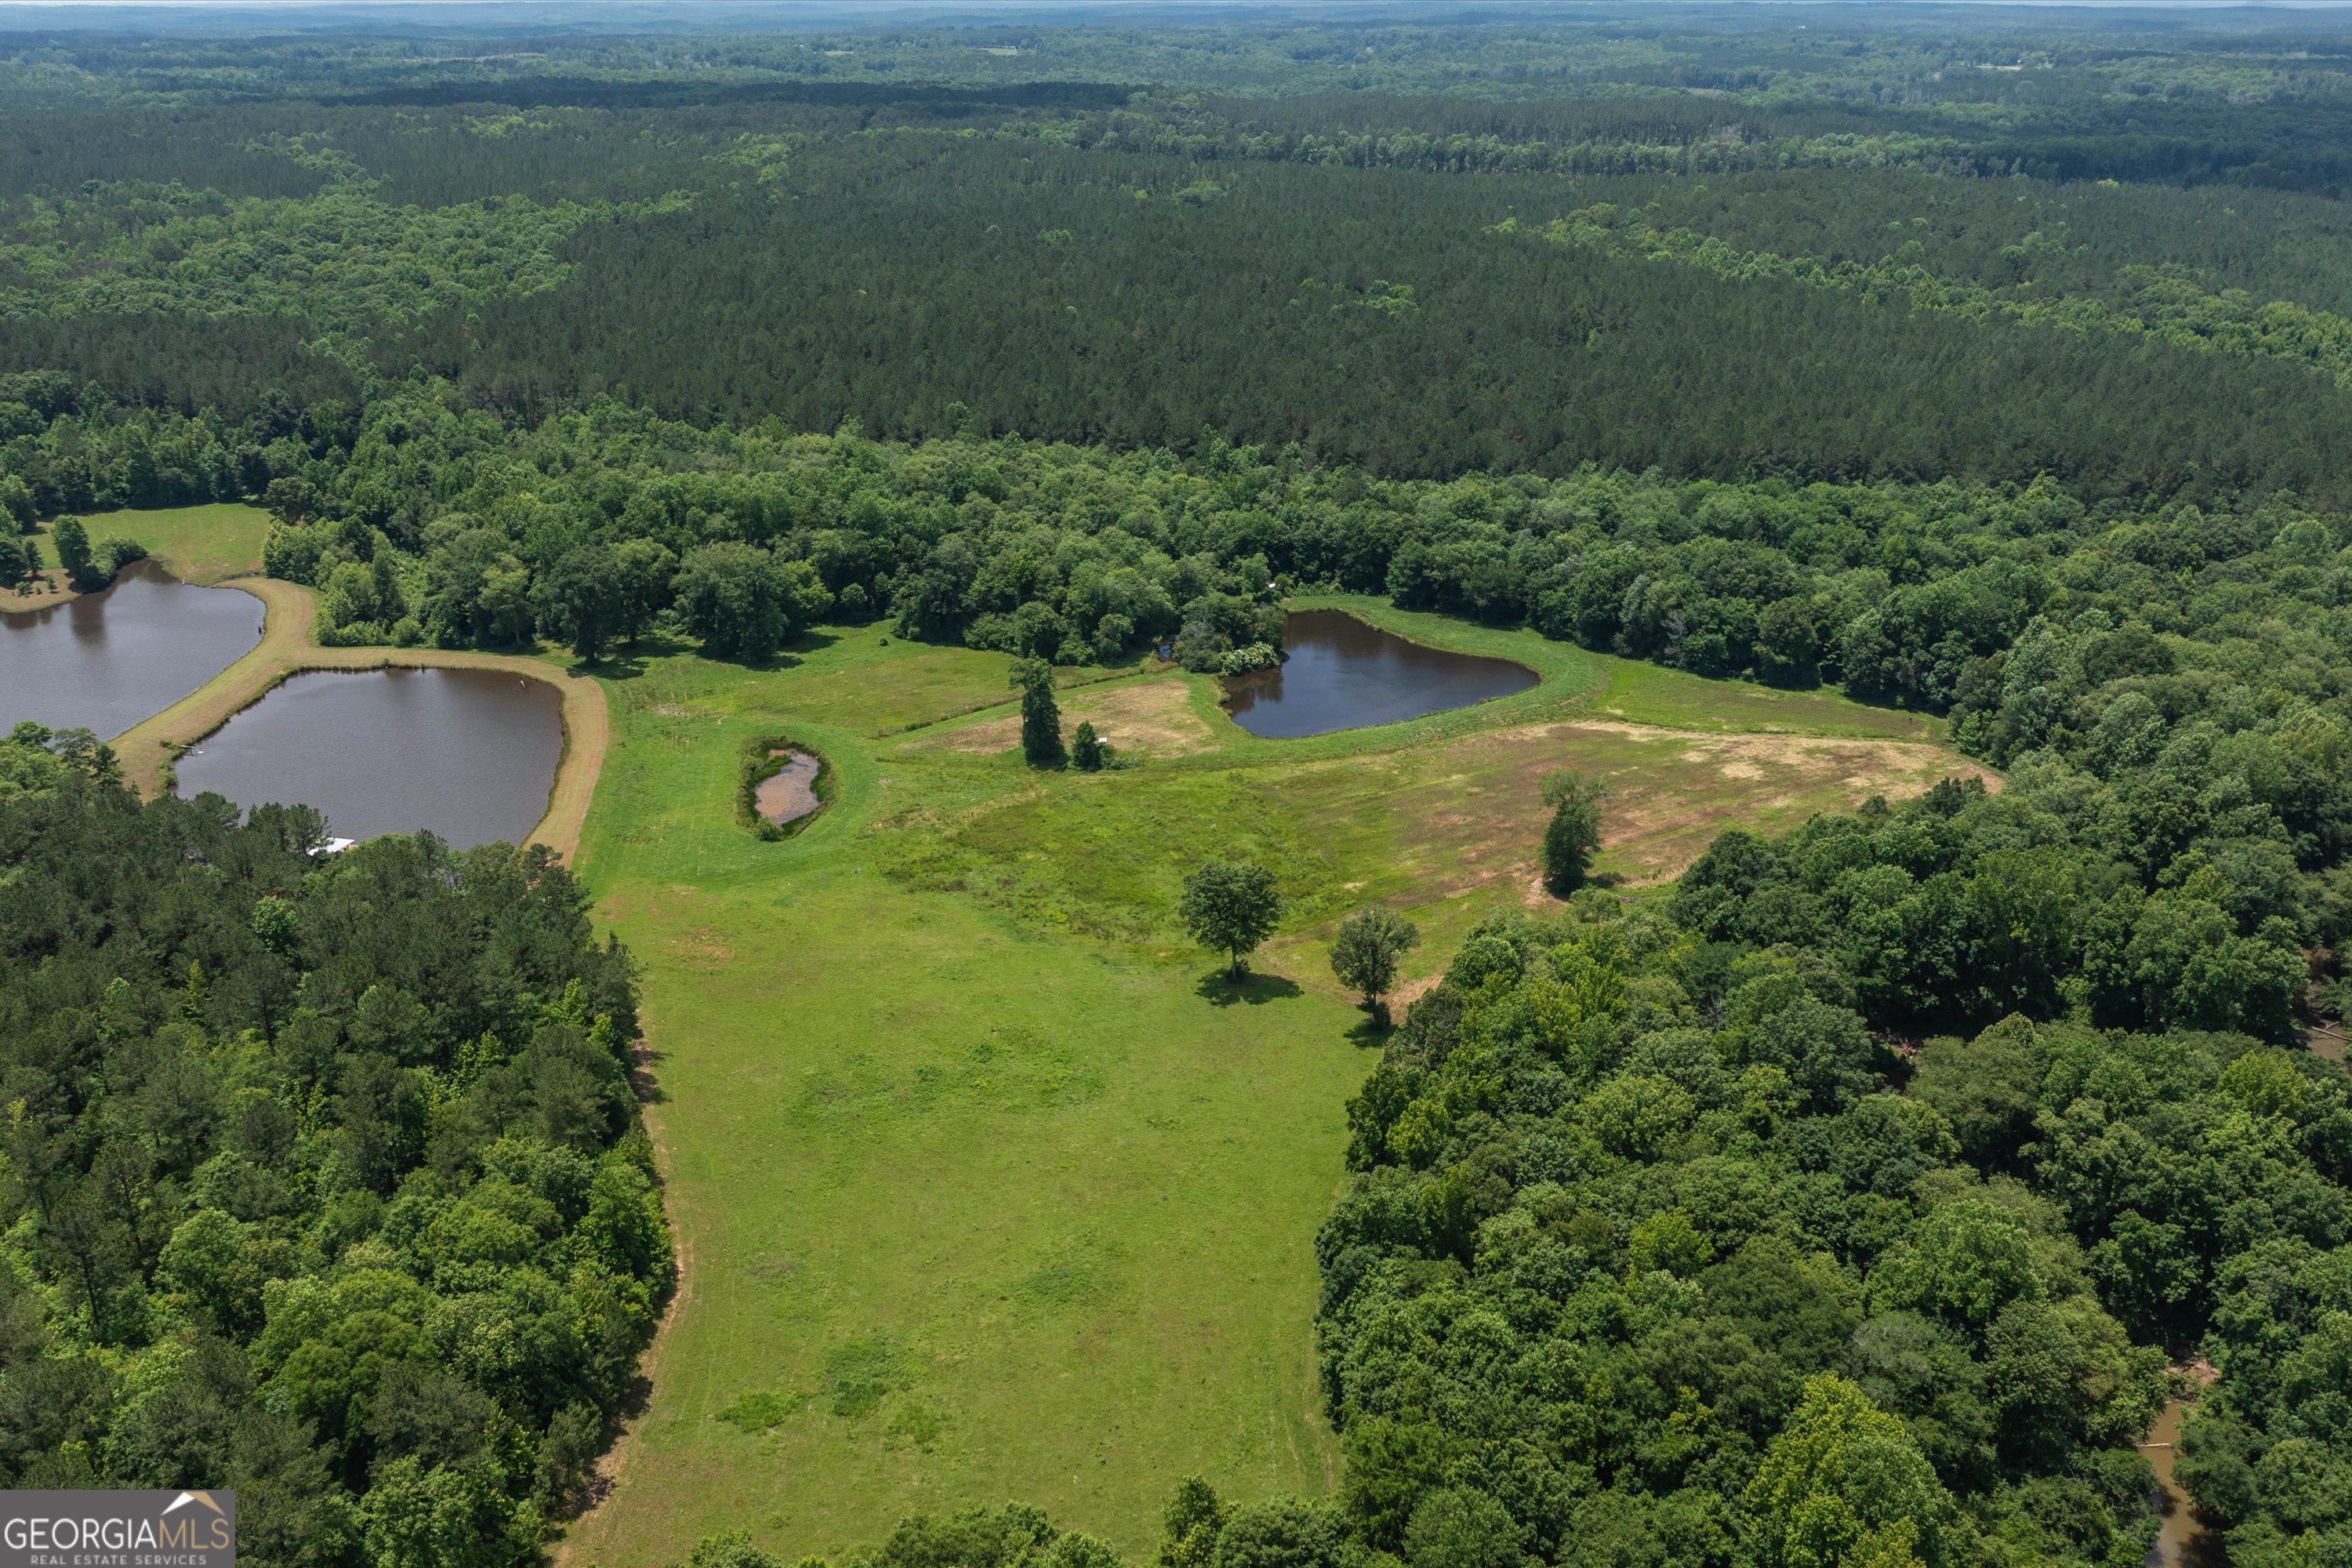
[1540,769,1608,897]
[1013,657,1065,767]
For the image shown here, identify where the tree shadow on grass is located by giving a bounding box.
[629,1036,669,1105]
[1196,970,1305,1007]
[1345,1011,1396,1047]
[727,628,840,673]
[568,648,653,681]
[574,631,695,684]
[724,648,808,675]
[1542,869,1626,899]
[583,629,843,681]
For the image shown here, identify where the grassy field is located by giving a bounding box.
[563,636,1364,1567]
[1566,652,1946,741]
[17,514,1994,1560]
[17,502,272,601]
[561,604,1995,1566]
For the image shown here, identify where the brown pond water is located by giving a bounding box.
[754,748,823,826]
[1,560,264,738]
[1221,609,1539,739]
[2142,1398,2227,1568]
[175,667,562,850]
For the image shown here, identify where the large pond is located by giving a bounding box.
[176,667,563,850]
[1220,608,1539,739]
[1,561,264,739]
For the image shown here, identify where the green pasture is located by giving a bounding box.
[567,633,1361,1566]
[562,605,1990,1566]
[30,501,272,584]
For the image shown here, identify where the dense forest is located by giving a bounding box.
[0,724,670,1563]
[15,7,2352,1568]
[16,14,2352,489]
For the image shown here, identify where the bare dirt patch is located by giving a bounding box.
[1385,973,1445,1011]
[665,927,735,971]
[917,677,1217,759]
[1392,720,1998,897]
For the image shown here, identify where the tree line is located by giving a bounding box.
[13,100,2352,495]
[390,138,2352,495]
[13,382,2352,1001]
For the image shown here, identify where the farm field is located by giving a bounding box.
[561,604,1994,1564]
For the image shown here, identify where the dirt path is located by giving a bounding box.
[111,579,611,863]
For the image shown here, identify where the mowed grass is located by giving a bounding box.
[1568,653,1946,741]
[563,608,1994,1566]
[30,502,272,584]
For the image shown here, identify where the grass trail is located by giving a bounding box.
[564,638,1364,1564]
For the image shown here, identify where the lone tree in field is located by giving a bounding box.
[1330,907,1421,1025]
[1540,768,1609,897]
[1181,861,1283,981]
[1072,720,1108,772]
[1012,656,1065,767]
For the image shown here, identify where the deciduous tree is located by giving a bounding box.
[534,543,624,662]
[51,514,93,590]
[1330,908,1420,1025]
[1181,862,1282,981]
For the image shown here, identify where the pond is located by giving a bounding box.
[1220,608,1539,739]
[175,667,564,850]
[0,561,264,739]
[754,747,825,827]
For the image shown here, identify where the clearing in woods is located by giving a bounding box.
[559,597,1991,1565]
[11,502,274,607]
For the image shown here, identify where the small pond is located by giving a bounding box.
[1220,609,1539,739]
[175,667,563,850]
[1,560,264,739]
[754,747,824,827]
